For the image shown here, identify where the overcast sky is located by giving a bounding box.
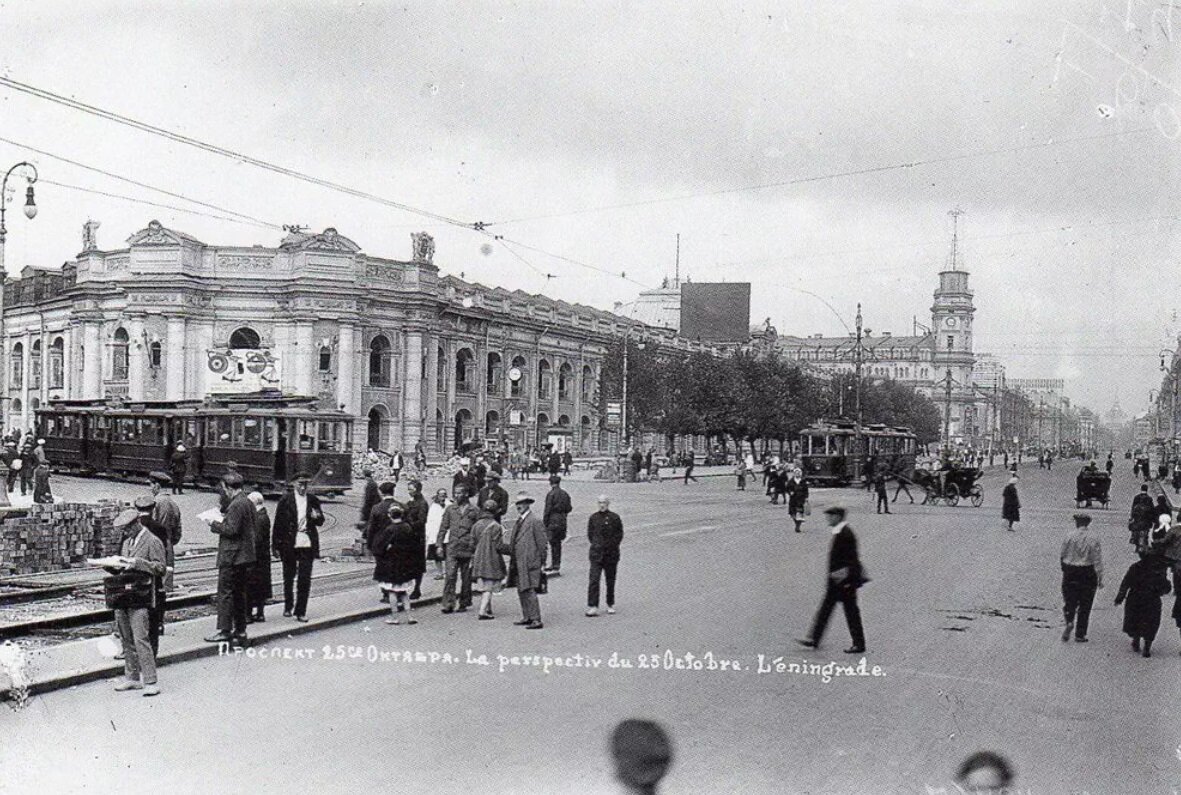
[1,0,1178,416]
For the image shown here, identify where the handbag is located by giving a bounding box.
[103,572,155,609]
[803,499,811,517]
[536,570,548,595]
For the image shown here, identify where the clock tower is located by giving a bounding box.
[930,210,978,448]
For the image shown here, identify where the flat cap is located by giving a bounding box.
[133,496,156,511]
[114,508,140,527]
[1072,513,1092,525]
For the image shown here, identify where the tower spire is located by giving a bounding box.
[947,207,965,271]
[674,233,680,288]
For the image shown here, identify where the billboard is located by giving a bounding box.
[679,282,751,343]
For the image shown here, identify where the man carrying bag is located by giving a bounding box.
[104,508,167,696]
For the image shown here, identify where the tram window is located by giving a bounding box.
[242,418,263,448]
[298,420,315,451]
[317,421,343,452]
[262,418,276,450]
[138,420,160,445]
[207,417,232,447]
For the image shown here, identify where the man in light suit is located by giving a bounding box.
[503,491,548,629]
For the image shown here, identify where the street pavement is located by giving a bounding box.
[1,461,1177,793]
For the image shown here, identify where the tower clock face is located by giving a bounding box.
[945,317,958,328]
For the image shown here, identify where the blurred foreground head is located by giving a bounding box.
[955,750,1013,792]
[611,719,673,793]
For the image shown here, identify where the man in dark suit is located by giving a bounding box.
[477,470,509,522]
[585,495,624,617]
[797,505,867,654]
[403,479,430,600]
[358,467,381,536]
[204,472,256,647]
[271,472,324,621]
[366,481,398,603]
[543,475,573,575]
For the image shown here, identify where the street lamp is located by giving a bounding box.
[0,162,38,434]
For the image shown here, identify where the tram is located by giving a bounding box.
[798,420,917,487]
[36,391,353,495]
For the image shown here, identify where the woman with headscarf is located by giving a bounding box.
[371,503,423,625]
[471,498,507,620]
[1114,550,1172,657]
[247,491,272,623]
[1002,475,1020,531]
[786,468,809,533]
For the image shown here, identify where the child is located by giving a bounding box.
[1114,553,1172,657]
[371,503,421,625]
[471,499,506,619]
[735,460,747,491]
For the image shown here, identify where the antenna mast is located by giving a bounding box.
[674,233,680,288]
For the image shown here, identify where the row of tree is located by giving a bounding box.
[598,341,943,446]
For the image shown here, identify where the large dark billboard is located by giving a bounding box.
[679,282,751,343]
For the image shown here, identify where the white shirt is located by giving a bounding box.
[831,521,847,536]
[426,499,451,542]
[294,492,311,548]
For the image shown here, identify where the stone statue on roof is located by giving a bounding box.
[411,231,435,264]
[82,220,100,252]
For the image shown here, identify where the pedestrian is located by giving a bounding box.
[358,467,380,535]
[403,479,430,600]
[543,474,572,576]
[609,719,673,795]
[390,450,404,483]
[271,471,324,622]
[18,435,34,496]
[548,448,562,478]
[1060,513,1103,643]
[1114,551,1171,657]
[452,458,478,495]
[130,495,170,654]
[366,481,398,603]
[503,491,548,629]
[471,498,507,620]
[1105,454,1114,475]
[169,443,188,494]
[425,488,451,581]
[797,505,868,654]
[147,477,182,640]
[32,459,52,504]
[769,464,785,504]
[104,508,166,696]
[873,471,890,514]
[371,503,422,625]
[508,447,521,481]
[1130,484,1156,552]
[786,468,809,533]
[585,495,623,617]
[562,449,573,476]
[246,491,272,623]
[438,484,478,614]
[2,440,21,495]
[477,470,509,521]
[1002,475,1020,531]
[891,473,914,505]
[735,459,747,491]
[683,450,697,484]
[204,473,256,646]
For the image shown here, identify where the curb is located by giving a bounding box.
[1,593,445,700]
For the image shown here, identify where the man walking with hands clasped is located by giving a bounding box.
[586,495,624,617]
[1060,512,1103,643]
[797,505,868,654]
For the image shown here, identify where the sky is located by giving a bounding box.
[0,0,1178,416]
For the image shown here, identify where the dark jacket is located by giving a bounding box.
[502,510,548,591]
[250,506,274,602]
[1131,492,1156,531]
[543,486,573,539]
[786,477,809,511]
[370,518,425,585]
[452,469,479,496]
[1002,483,1020,522]
[547,452,562,474]
[827,523,865,590]
[152,494,183,545]
[272,491,324,559]
[1115,557,1171,638]
[404,492,430,546]
[587,510,624,563]
[169,450,189,477]
[360,477,381,523]
[366,496,397,543]
[477,484,509,521]
[32,464,52,504]
[438,500,478,558]
[211,491,257,567]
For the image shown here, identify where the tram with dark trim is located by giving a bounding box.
[798,420,917,487]
[36,391,353,495]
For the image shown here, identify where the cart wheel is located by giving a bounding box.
[946,484,960,507]
[970,487,984,508]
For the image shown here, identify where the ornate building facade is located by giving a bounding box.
[3,221,706,455]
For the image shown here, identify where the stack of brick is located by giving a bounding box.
[0,502,126,575]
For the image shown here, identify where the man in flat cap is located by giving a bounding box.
[107,507,166,696]
[205,472,256,646]
[797,505,868,654]
[1060,512,1103,643]
[543,474,572,576]
[272,471,324,621]
[477,469,509,523]
[503,491,548,629]
[133,494,172,653]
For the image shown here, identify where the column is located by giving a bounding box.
[20,331,30,428]
[165,317,187,400]
[272,323,293,393]
[294,321,314,396]
[336,323,355,413]
[425,332,439,455]
[475,341,487,445]
[445,339,457,451]
[127,316,146,401]
[191,321,214,398]
[62,326,73,399]
[551,355,560,425]
[39,327,48,407]
[573,357,583,452]
[402,329,424,451]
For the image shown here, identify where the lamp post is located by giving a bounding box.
[0,162,38,433]
[1160,342,1179,458]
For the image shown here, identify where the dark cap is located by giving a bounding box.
[1072,513,1092,526]
[487,471,501,481]
[133,496,156,511]
[387,502,405,515]
[823,505,846,517]
[482,498,500,512]
[222,472,244,489]
[549,475,562,484]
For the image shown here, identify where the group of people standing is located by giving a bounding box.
[0,430,52,502]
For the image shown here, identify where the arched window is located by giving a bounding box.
[149,340,163,369]
[558,362,573,400]
[581,364,594,400]
[455,348,475,393]
[11,398,21,416]
[486,410,500,436]
[319,345,333,373]
[112,328,129,381]
[49,337,64,389]
[11,342,22,388]
[486,352,503,395]
[538,359,552,400]
[368,335,391,387]
[229,327,261,349]
[510,355,527,397]
[436,346,447,392]
[30,339,41,390]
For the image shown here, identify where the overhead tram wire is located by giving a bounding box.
[496,236,655,289]
[0,76,477,231]
[0,135,283,230]
[40,179,279,229]
[483,128,1158,227]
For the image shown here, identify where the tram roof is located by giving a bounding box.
[39,393,352,420]
[800,420,914,436]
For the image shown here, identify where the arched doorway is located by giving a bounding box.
[537,412,550,448]
[455,408,474,452]
[434,409,444,453]
[581,415,593,453]
[367,405,388,452]
[486,410,501,438]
